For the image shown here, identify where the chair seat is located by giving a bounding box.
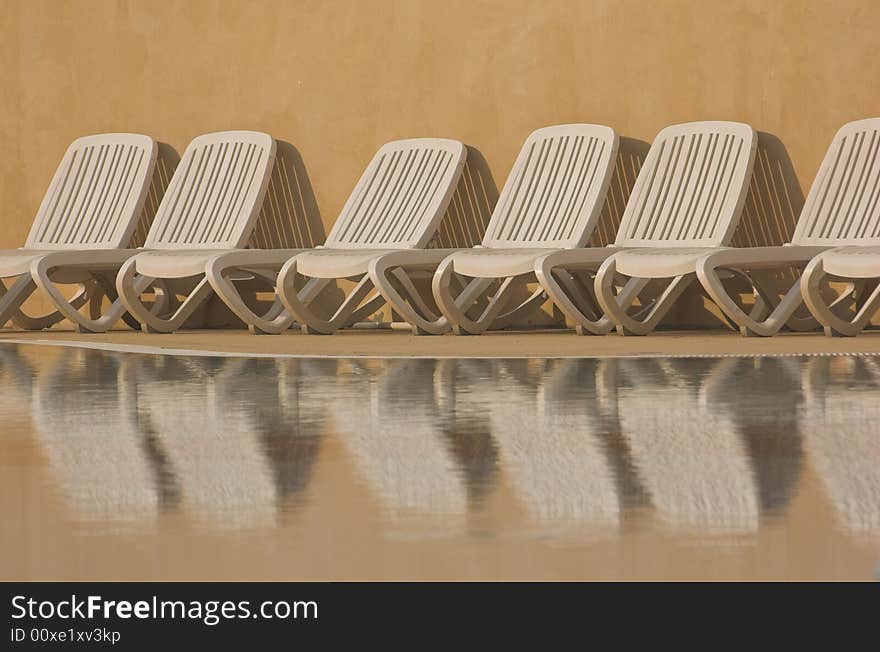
[295,248,399,278]
[614,247,715,277]
[133,250,229,278]
[819,246,880,278]
[0,249,56,277]
[447,247,563,278]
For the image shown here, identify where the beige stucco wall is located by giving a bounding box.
[1,0,879,327]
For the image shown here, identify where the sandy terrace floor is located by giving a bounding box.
[2,328,880,358]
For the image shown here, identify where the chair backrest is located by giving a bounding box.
[613,121,757,247]
[145,131,276,250]
[792,118,880,246]
[481,124,618,249]
[26,133,157,250]
[324,138,467,249]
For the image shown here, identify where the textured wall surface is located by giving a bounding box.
[1,0,878,325]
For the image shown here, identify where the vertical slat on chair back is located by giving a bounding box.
[145,131,276,250]
[614,122,757,247]
[26,134,157,249]
[325,138,467,249]
[793,118,880,245]
[481,124,618,248]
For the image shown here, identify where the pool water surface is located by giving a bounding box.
[1,344,878,580]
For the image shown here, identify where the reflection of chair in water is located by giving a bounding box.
[0,345,36,419]
[616,358,760,535]
[133,356,280,530]
[227,358,326,503]
[487,359,625,537]
[431,360,500,505]
[331,360,474,525]
[800,357,880,537]
[699,357,804,516]
[31,350,161,527]
[493,358,553,391]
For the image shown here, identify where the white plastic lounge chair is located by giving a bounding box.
[698,118,880,336]
[0,133,158,332]
[796,121,880,336]
[235,138,466,335]
[536,121,757,335]
[367,124,619,335]
[115,131,277,333]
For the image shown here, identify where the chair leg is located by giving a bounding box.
[534,253,618,335]
[696,254,805,337]
[30,258,142,333]
[278,258,383,334]
[0,276,42,328]
[747,270,819,333]
[593,257,689,336]
[490,286,547,330]
[368,256,449,335]
[466,275,525,334]
[801,256,880,337]
[117,258,214,333]
[89,273,146,330]
[431,259,503,334]
[344,290,387,327]
[205,258,295,335]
